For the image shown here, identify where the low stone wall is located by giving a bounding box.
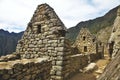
[63,53,102,80]
[0,58,52,80]
[63,54,89,80]
[0,52,101,80]
[0,53,20,62]
[71,54,88,69]
[89,53,103,62]
[89,54,97,62]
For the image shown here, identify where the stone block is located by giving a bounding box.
[53,66,62,71]
[56,61,63,66]
[56,71,62,76]
[52,43,58,47]
[57,52,64,56]
[29,44,34,48]
[55,47,64,51]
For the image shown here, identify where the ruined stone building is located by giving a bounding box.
[15,3,71,80]
[0,3,103,80]
[75,28,103,55]
[16,3,67,59]
[108,6,120,59]
[98,6,120,80]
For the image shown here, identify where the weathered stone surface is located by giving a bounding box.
[15,3,69,80]
[75,28,97,54]
[98,7,120,80]
[74,28,103,56]
[98,50,120,80]
[0,53,20,62]
[108,6,120,59]
[0,58,52,80]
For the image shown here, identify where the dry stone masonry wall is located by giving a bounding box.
[16,3,71,80]
[75,28,98,54]
[16,4,67,59]
[0,52,21,62]
[108,6,120,59]
[74,28,104,60]
[0,58,52,80]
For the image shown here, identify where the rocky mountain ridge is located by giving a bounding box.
[0,29,23,56]
[66,5,120,41]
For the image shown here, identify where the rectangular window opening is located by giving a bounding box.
[84,46,87,52]
[83,36,86,41]
[37,24,41,33]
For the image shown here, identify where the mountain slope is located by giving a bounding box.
[97,26,112,43]
[0,29,23,56]
[66,5,120,41]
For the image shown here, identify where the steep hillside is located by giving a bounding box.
[97,26,112,43]
[66,5,120,41]
[0,29,23,56]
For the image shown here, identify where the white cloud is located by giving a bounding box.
[0,0,120,32]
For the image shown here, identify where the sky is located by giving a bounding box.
[0,0,120,33]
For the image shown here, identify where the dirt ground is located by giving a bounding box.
[69,55,110,80]
[69,73,96,80]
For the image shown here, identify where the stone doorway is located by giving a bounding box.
[108,41,114,58]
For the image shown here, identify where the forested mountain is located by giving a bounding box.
[0,29,23,56]
[66,5,120,41]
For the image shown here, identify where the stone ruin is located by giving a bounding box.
[75,28,103,54]
[16,3,67,59]
[0,3,104,80]
[98,6,120,80]
[15,3,70,80]
[0,57,52,80]
[75,28,104,61]
[108,6,120,59]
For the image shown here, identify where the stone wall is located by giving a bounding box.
[69,54,89,72]
[98,50,120,80]
[50,39,72,80]
[98,6,120,80]
[0,53,101,80]
[16,4,67,59]
[89,53,102,62]
[15,3,70,80]
[0,58,52,80]
[63,53,101,80]
[0,53,20,62]
[75,28,98,54]
[108,6,120,59]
